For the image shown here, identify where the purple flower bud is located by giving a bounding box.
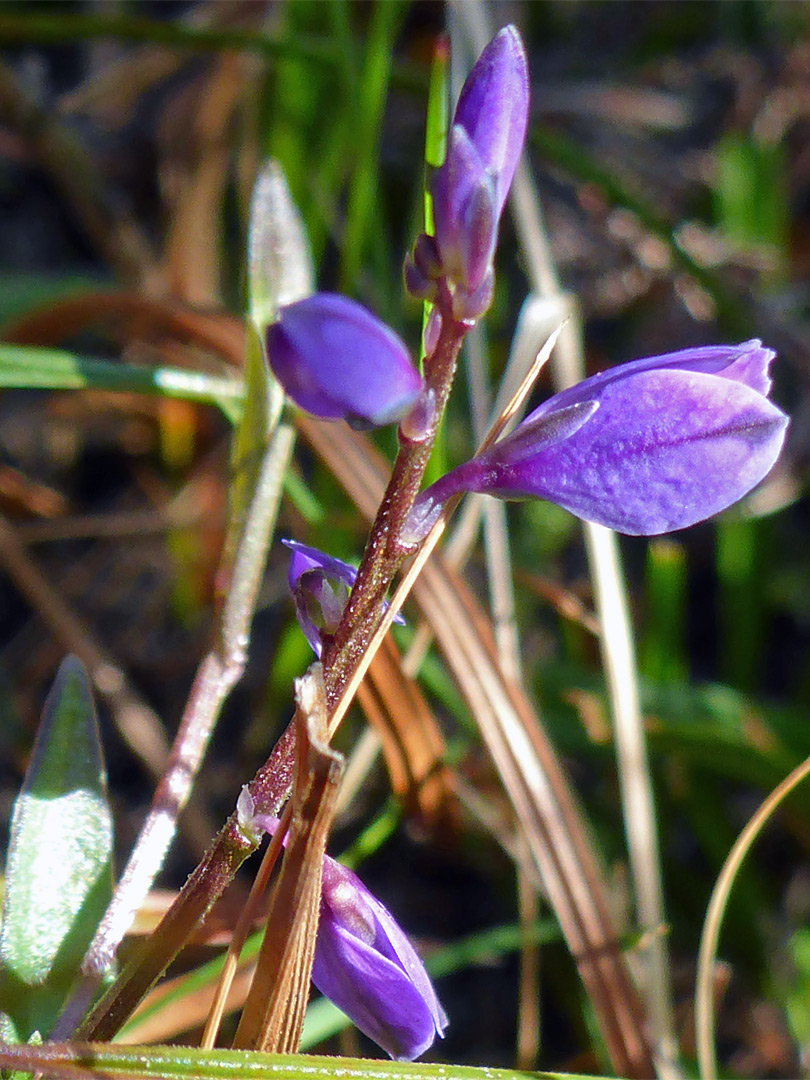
[432,125,498,294]
[409,340,789,537]
[452,25,529,215]
[283,540,404,657]
[265,293,423,427]
[412,25,529,310]
[311,856,448,1061]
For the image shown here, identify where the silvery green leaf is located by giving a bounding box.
[248,159,314,329]
[0,657,113,1041]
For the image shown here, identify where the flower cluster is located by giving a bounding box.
[258,22,790,1067]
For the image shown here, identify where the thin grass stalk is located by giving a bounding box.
[695,752,810,1080]
[516,839,542,1070]
[464,311,537,1064]
[201,801,294,1049]
[234,667,343,1052]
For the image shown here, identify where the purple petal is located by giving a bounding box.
[483,399,599,466]
[265,294,423,426]
[312,858,447,1061]
[358,889,448,1038]
[312,920,442,1062]
[452,25,529,214]
[283,540,358,591]
[445,368,788,534]
[527,339,775,423]
[283,540,404,658]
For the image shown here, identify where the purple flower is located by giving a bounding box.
[311,856,448,1061]
[265,293,423,427]
[408,340,789,537]
[236,790,448,1062]
[283,540,404,657]
[408,26,528,317]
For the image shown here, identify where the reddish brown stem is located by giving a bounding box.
[322,298,468,705]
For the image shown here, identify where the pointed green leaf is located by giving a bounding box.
[0,657,113,1041]
[248,158,315,330]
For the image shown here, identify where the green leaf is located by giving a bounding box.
[0,1041,601,1080]
[0,657,113,1042]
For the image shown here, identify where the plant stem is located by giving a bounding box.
[322,297,467,705]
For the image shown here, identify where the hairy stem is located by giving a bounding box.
[322,298,467,705]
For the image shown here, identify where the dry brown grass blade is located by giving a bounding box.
[359,636,455,830]
[121,960,258,1045]
[1,292,245,363]
[233,666,344,1053]
[516,839,541,1071]
[297,415,654,1079]
[125,887,248,948]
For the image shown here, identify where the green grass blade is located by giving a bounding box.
[0,1041,602,1080]
[0,343,244,419]
[339,1,403,292]
[640,538,688,685]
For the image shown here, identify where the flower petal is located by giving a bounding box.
[312,858,447,1061]
[454,367,788,534]
[266,294,423,426]
[311,917,442,1061]
[527,339,775,423]
[283,540,405,658]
